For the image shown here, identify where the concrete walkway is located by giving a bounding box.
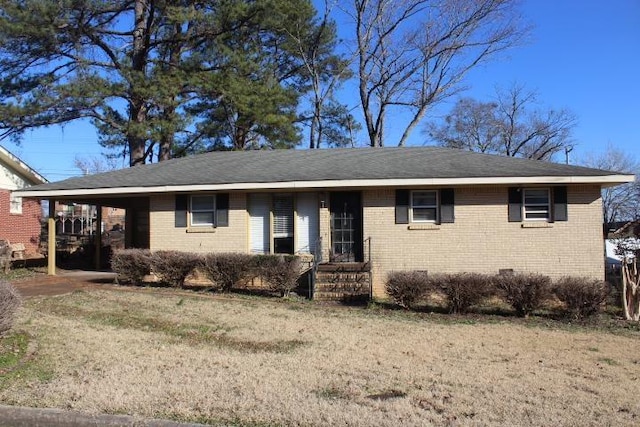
[0,405,210,427]
[5,273,217,426]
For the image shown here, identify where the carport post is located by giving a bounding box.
[95,205,102,270]
[47,199,56,275]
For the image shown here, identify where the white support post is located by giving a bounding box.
[47,199,56,275]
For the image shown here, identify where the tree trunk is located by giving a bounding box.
[128,0,150,167]
[621,258,640,321]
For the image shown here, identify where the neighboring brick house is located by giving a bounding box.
[0,145,47,256]
[15,147,635,298]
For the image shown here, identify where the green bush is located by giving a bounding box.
[554,277,610,319]
[150,250,201,288]
[256,255,301,297]
[385,271,429,309]
[430,273,494,314]
[110,249,152,285]
[493,273,552,317]
[201,253,254,292]
[0,280,21,335]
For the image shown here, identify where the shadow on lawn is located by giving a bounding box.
[104,277,639,335]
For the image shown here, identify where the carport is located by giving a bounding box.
[17,191,150,275]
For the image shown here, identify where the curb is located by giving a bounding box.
[0,405,212,427]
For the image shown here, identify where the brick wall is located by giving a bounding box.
[362,185,604,296]
[149,193,247,253]
[147,185,605,298]
[0,189,42,254]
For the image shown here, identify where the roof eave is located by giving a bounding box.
[13,174,635,198]
[0,146,48,185]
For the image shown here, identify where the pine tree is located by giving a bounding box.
[0,0,337,165]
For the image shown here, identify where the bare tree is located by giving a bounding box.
[494,85,577,160]
[289,0,357,149]
[73,155,121,175]
[582,145,640,224]
[427,84,577,161]
[346,0,525,147]
[613,222,640,321]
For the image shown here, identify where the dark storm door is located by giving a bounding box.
[329,192,363,262]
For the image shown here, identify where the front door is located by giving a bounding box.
[330,192,363,262]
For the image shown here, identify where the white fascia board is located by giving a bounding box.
[13,174,635,198]
[0,146,48,185]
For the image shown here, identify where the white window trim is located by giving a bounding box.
[410,190,439,223]
[190,194,216,227]
[523,188,550,221]
[9,193,22,214]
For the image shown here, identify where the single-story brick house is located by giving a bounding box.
[1,145,47,256]
[14,147,635,298]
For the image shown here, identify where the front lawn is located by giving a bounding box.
[1,289,639,426]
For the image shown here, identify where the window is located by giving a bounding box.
[523,188,550,220]
[273,194,294,254]
[410,190,438,222]
[395,189,454,225]
[9,194,22,214]
[248,192,319,255]
[190,195,215,226]
[175,193,229,228]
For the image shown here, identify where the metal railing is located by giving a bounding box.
[363,237,373,300]
[310,237,323,299]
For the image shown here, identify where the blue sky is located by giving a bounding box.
[2,0,639,181]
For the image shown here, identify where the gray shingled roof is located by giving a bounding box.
[20,147,630,193]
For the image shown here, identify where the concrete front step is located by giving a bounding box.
[313,291,370,302]
[315,281,369,293]
[313,262,371,301]
[315,272,369,283]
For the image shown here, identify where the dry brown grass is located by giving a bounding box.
[1,289,640,426]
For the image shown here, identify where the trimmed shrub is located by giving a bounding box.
[0,280,21,335]
[554,277,610,319]
[256,255,301,297]
[385,271,429,309]
[493,273,552,317]
[430,273,494,314]
[110,249,152,285]
[150,250,201,288]
[201,253,254,292]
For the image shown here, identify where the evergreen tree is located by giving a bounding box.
[0,0,334,165]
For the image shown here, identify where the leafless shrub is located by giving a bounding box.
[256,255,301,297]
[110,249,152,286]
[493,273,552,317]
[0,280,21,335]
[554,277,610,319]
[430,273,495,314]
[200,253,254,292]
[150,251,201,288]
[0,240,11,273]
[385,271,429,309]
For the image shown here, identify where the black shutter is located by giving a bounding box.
[508,187,522,222]
[553,186,568,222]
[395,189,409,224]
[440,188,455,223]
[175,194,188,228]
[216,193,229,227]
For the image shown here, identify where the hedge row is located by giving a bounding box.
[385,271,610,319]
[111,249,302,297]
